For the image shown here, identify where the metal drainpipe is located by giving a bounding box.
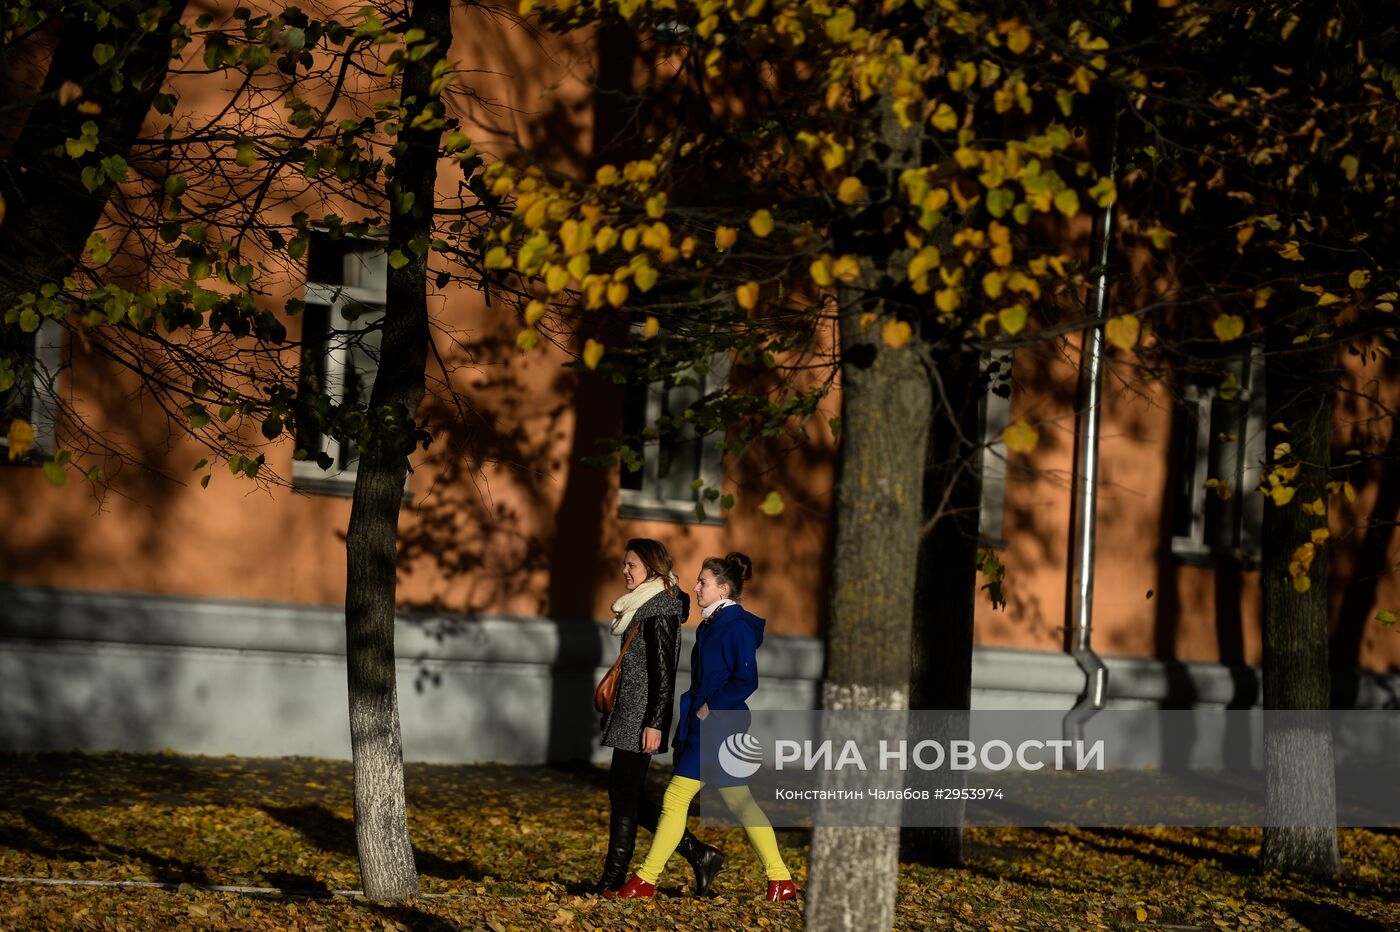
[1063,109,1119,744]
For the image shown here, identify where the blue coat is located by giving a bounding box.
[672,602,766,780]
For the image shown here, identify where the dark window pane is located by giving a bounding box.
[307,232,343,286]
[620,380,648,492]
[296,301,331,456]
[1171,401,1200,539]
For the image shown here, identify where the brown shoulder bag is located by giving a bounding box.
[594,622,642,715]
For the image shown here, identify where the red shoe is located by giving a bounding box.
[766,879,797,901]
[604,875,655,899]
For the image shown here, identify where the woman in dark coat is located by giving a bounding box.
[608,552,797,902]
[594,538,725,895]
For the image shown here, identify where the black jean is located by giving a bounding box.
[608,747,664,832]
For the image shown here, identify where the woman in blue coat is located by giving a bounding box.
[607,552,797,902]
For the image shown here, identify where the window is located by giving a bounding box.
[293,232,387,495]
[1,318,62,461]
[618,353,729,525]
[1170,346,1265,564]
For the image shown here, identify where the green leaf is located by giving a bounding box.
[388,249,410,270]
[759,491,785,517]
[18,309,40,333]
[1053,188,1081,217]
[92,44,116,65]
[986,188,1015,219]
[42,459,68,487]
[261,416,284,440]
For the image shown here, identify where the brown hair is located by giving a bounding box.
[701,551,753,599]
[626,538,676,595]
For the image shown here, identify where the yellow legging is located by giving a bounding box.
[636,775,792,885]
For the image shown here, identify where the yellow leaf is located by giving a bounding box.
[1311,528,1330,544]
[749,209,774,237]
[759,491,785,517]
[1004,23,1032,55]
[516,328,539,351]
[545,264,570,293]
[484,246,511,270]
[642,316,660,339]
[7,419,35,460]
[882,319,913,349]
[58,80,84,105]
[525,300,547,325]
[1316,292,1341,306]
[832,255,861,283]
[998,305,1027,335]
[810,256,834,287]
[1343,481,1356,503]
[1277,240,1303,261]
[714,225,738,251]
[595,164,619,186]
[633,264,658,293]
[1293,575,1312,593]
[587,226,615,254]
[606,281,629,307]
[930,102,958,131]
[736,281,760,311]
[837,177,866,204]
[1105,315,1140,352]
[982,271,1006,299]
[582,339,604,369]
[1212,314,1245,342]
[1348,270,1371,289]
[1340,154,1359,181]
[646,193,667,219]
[1003,418,1039,453]
[1135,907,1148,922]
[1268,484,1297,506]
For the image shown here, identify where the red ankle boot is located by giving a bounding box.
[766,879,797,901]
[605,875,655,899]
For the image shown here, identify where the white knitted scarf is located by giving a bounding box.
[609,573,678,635]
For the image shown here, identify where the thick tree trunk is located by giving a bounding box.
[343,0,449,901]
[903,349,983,867]
[805,303,932,931]
[0,1,188,305]
[1258,317,1341,877]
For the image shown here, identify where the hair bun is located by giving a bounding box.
[724,551,753,582]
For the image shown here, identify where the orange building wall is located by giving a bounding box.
[4,3,1397,674]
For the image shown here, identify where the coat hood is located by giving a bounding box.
[714,602,765,648]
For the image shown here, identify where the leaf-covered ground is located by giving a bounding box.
[0,753,1395,930]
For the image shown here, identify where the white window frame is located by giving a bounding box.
[617,353,729,526]
[1171,345,1265,564]
[292,236,388,497]
[977,349,1012,548]
[1,317,63,461]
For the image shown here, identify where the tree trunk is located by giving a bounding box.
[903,349,983,867]
[1258,316,1341,876]
[343,0,449,901]
[0,1,189,305]
[805,301,932,931]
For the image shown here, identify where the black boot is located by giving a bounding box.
[675,830,725,896]
[593,813,637,894]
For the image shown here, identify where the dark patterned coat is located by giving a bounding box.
[600,587,687,752]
